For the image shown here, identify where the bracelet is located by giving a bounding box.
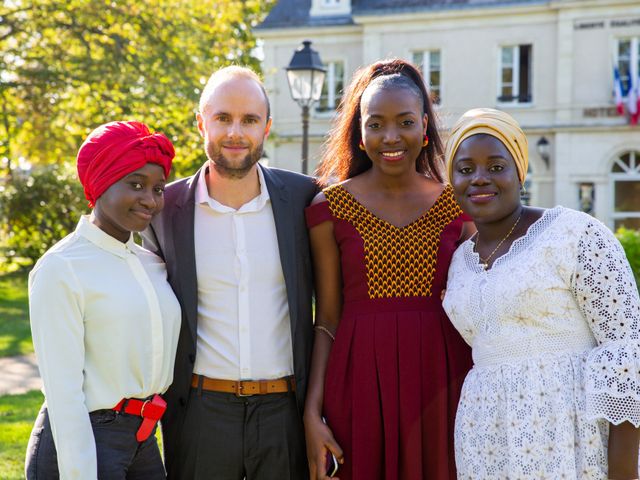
[314,325,336,341]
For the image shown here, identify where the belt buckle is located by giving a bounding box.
[235,381,253,397]
[140,399,151,417]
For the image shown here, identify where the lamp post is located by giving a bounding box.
[285,40,326,175]
[536,136,550,169]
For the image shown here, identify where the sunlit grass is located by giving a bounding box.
[0,269,32,357]
[0,390,43,480]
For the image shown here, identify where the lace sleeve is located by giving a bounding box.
[573,218,640,426]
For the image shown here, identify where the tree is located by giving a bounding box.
[616,227,640,290]
[0,163,87,264]
[0,0,274,266]
[0,0,274,177]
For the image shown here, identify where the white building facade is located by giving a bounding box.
[257,0,640,229]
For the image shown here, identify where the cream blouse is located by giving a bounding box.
[29,216,181,480]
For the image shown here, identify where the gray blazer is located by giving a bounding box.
[142,164,317,473]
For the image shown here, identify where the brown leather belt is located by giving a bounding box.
[191,374,296,397]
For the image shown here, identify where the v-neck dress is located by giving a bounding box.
[305,184,473,480]
[443,207,640,479]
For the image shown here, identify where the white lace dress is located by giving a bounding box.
[443,207,640,479]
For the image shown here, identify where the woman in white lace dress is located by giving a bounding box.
[442,108,640,479]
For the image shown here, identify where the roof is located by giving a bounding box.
[258,0,545,29]
[258,0,354,30]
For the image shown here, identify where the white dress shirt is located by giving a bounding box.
[193,165,294,381]
[29,216,181,480]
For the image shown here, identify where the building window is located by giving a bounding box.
[413,50,441,104]
[316,61,344,113]
[617,37,640,96]
[611,150,640,229]
[498,44,532,103]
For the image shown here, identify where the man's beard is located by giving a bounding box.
[205,140,263,179]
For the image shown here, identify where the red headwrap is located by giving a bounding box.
[76,121,175,207]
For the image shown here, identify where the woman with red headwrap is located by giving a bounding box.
[25,121,181,480]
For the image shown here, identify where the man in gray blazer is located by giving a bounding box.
[143,66,316,479]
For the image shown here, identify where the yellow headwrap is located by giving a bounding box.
[445,108,528,184]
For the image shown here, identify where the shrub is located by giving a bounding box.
[616,227,640,287]
[0,164,88,266]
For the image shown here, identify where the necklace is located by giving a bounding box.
[475,211,523,270]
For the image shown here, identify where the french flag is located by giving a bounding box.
[629,72,640,126]
[614,66,624,115]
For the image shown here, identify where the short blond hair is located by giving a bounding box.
[198,66,270,118]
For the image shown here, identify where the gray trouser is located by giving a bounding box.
[25,403,165,479]
[169,387,308,480]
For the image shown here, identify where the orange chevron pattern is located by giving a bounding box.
[324,184,463,299]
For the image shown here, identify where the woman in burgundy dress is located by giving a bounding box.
[304,59,474,480]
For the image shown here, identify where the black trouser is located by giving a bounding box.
[25,403,165,479]
[170,387,308,480]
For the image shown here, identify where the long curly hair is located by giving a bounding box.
[315,58,444,186]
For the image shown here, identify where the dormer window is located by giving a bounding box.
[310,0,351,17]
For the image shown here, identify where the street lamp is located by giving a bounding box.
[536,136,550,169]
[285,40,326,175]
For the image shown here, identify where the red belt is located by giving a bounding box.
[113,394,166,442]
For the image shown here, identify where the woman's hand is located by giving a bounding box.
[304,413,344,480]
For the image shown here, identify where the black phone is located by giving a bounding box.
[321,416,339,477]
[325,450,339,477]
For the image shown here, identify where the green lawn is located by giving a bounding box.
[0,390,43,479]
[0,269,31,358]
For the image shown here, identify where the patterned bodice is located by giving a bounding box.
[323,184,465,299]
